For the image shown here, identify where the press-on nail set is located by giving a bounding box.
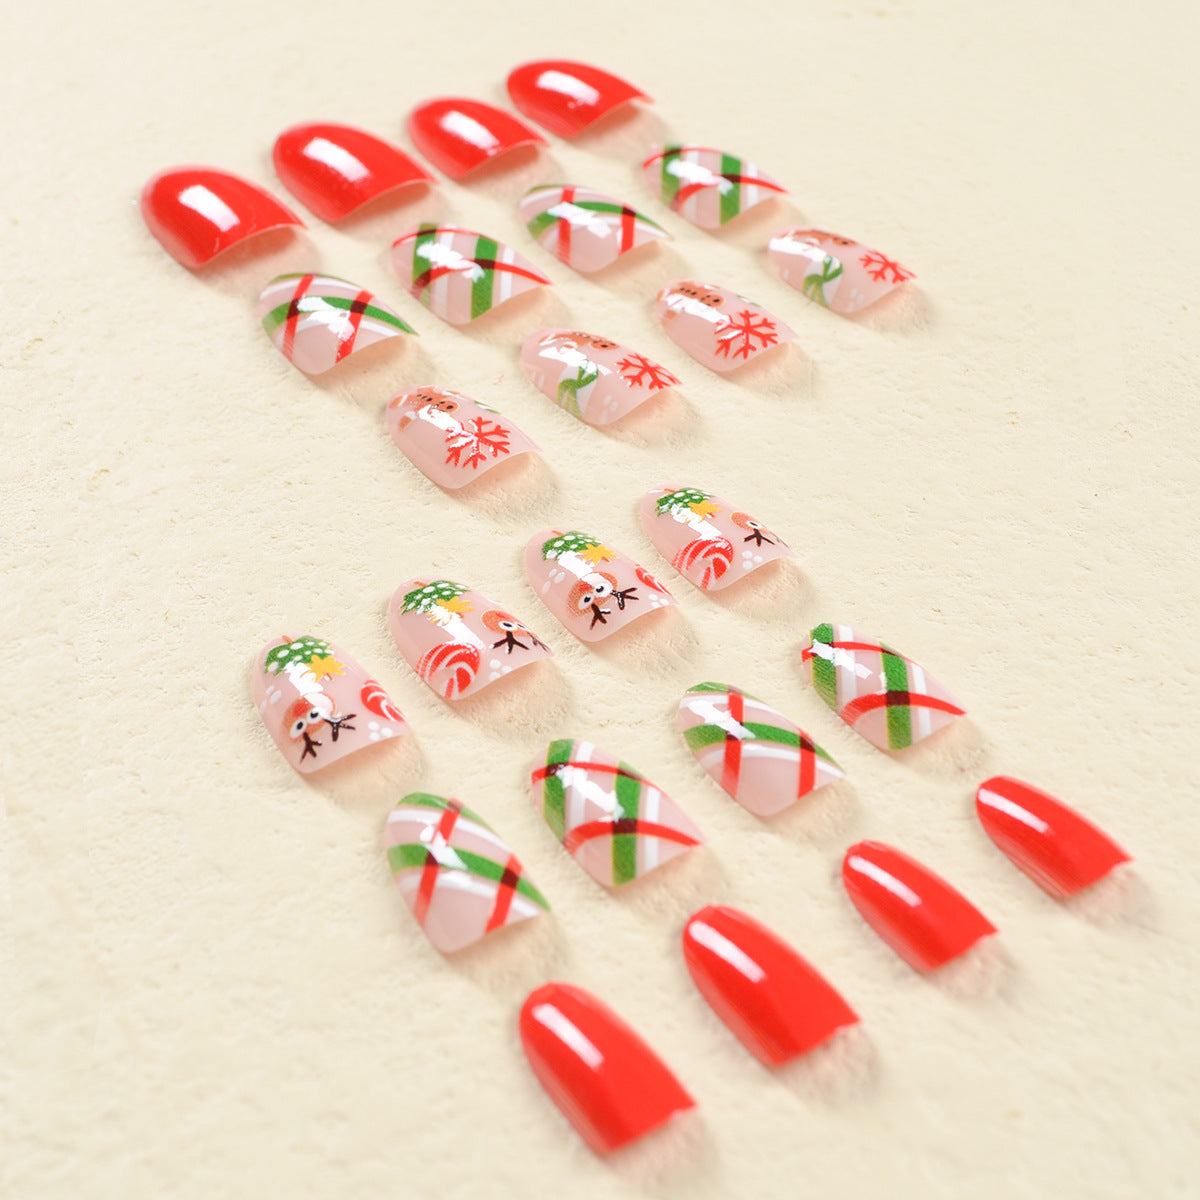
[143,57,1133,1161]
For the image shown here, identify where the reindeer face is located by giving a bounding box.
[283,693,335,740]
[568,572,617,614]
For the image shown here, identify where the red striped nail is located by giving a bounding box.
[683,905,858,1066]
[520,184,669,273]
[643,145,786,230]
[976,776,1131,898]
[842,841,996,971]
[507,60,649,138]
[520,982,695,1155]
[407,97,544,179]
[140,166,303,269]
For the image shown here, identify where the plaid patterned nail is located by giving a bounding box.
[678,683,843,817]
[391,224,551,325]
[801,623,965,751]
[257,274,416,375]
[385,793,550,953]
[520,184,670,273]
[642,145,787,230]
[532,739,703,886]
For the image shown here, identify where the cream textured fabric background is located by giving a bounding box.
[6,2,1200,1196]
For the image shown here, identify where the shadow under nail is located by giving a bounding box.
[609,846,726,924]
[447,660,572,739]
[1065,863,1157,929]
[885,717,989,778]
[448,450,560,523]
[443,909,569,995]
[767,778,863,848]
[305,733,425,809]
[704,558,808,621]
[930,935,1017,1001]
[774,1024,880,1105]
[846,283,933,334]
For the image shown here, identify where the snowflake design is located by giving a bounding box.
[616,352,680,391]
[445,416,511,470]
[713,309,779,361]
[859,250,914,285]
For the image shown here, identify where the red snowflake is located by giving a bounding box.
[445,416,511,470]
[859,250,914,284]
[616,352,680,391]
[713,309,779,361]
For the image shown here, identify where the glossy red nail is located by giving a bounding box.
[842,841,996,972]
[520,982,695,1155]
[683,906,858,1066]
[406,97,544,179]
[976,776,1131,899]
[272,122,433,222]
[507,60,649,138]
[140,166,304,269]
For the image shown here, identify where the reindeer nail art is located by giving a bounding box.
[257,274,417,375]
[252,635,409,773]
[524,529,674,643]
[388,579,553,700]
[768,228,915,315]
[386,386,538,489]
[521,329,680,427]
[640,486,791,591]
[520,185,670,273]
[654,280,795,373]
[391,224,551,325]
[642,145,787,230]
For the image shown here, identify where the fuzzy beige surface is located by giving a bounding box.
[6,2,1200,1197]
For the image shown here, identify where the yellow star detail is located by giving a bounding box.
[436,596,474,614]
[307,654,345,680]
[688,499,721,519]
[580,543,615,564]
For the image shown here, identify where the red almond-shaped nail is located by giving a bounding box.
[406,97,544,180]
[140,166,304,269]
[272,122,433,222]
[976,776,1131,899]
[842,841,996,972]
[682,906,858,1066]
[520,982,695,1155]
[507,60,649,138]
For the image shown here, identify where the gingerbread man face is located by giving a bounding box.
[672,282,725,308]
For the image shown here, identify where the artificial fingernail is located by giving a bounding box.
[520,184,669,273]
[386,386,537,489]
[532,739,704,886]
[642,145,786,230]
[976,776,1131,898]
[640,486,790,590]
[385,793,549,953]
[524,528,675,642]
[140,166,304,268]
[677,683,842,818]
[406,97,544,179]
[252,634,408,774]
[520,982,695,1155]
[682,905,858,1065]
[768,228,915,315]
[507,60,649,138]
[392,224,551,325]
[842,841,996,971]
[654,280,795,373]
[257,274,416,375]
[273,122,433,222]
[388,578,552,700]
[521,329,679,426]
[801,623,965,751]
